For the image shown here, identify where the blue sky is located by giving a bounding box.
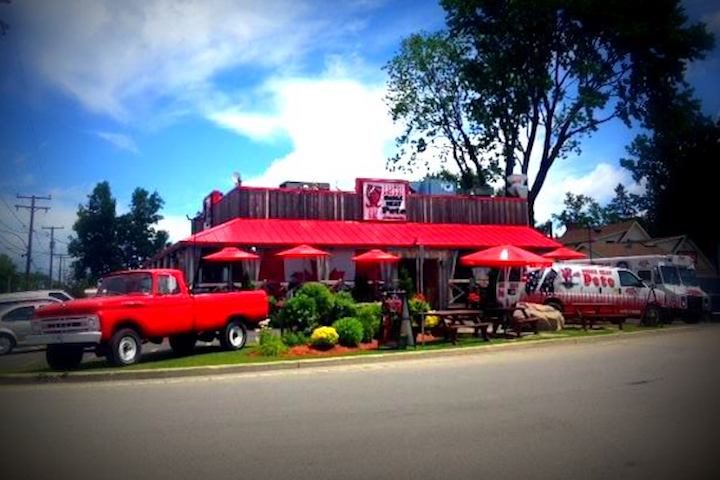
[1,0,718,277]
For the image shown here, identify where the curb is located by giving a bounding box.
[0,325,698,385]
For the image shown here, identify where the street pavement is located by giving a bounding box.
[1,325,719,480]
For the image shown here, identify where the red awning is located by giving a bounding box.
[460,245,553,268]
[542,246,587,260]
[275,244,329,258]
[352,249,400,263]
[183,218,560,250]
[202,247,259,262]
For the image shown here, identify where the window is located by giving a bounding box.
[660,266,680,285]
[653,267,663,285]
[539,269,557,294]
[157,275,180,295]
[49,292,71,301]
[678,267,699,287]
[3,306,35,322]
[637,270,652,282]
[619,270,643,287]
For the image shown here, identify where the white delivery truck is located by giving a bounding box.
[567,254,710,322]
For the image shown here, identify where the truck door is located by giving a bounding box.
[153,273,194,335]
[618,270,645,316]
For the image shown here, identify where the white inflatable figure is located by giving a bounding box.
[506,174,528,198]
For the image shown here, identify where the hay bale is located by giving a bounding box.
[514,302,565,331]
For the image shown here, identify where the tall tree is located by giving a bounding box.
[68,182,170,282]
[68,182,123,282]
[621,93,719,263]
[603,183,642,224]
[551,192,605,230]
[386,0,713,223]
[384,32,500,192]
[118,188,169,269]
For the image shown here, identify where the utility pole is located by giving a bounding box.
[56,254,69,285]
[16,194,51,288]
[42,225,63,287]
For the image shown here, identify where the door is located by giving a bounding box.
[150,273,194,336]
[1,305,36,343]
[618,270,645,316]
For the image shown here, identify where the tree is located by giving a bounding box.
[603,183,643,224]
[621,93,719,263]
[68,182,170,283]
[384,32,501,193]
[118,188,169,269]
[551,192,605,230]
[0,253,19,292]
[386,0,713,223]
[68,182,123,283]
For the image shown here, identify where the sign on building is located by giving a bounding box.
[356,179,408,221]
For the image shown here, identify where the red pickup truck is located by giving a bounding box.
[29,269,269,369]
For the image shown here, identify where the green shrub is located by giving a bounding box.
[281,331,308,347]
[296,282,335,324]
[258,327,288,357]
[356,302,381,343]
[310,326,339,350]
[332,291,358,320]
[331,317,364,347]
[279,295,317,332]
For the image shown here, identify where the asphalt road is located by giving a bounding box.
[2,325,719,480]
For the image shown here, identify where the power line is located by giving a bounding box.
[1,196,26,228]
[15,194,51,285]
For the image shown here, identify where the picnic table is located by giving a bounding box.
[570,303,626,330]
[420,309,491,345]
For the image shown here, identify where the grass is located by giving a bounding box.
[4,323,664,375]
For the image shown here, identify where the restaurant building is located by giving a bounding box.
[149,177,561,308]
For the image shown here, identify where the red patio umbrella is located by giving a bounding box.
[275,244,329,258]
[542,246,587,260]
[276,244,330,283]
[203,247,259,290]
[203,247,259,261]
[351,249,400,263]
[461,245,552,308]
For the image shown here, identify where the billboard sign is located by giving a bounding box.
[357,179,408,221]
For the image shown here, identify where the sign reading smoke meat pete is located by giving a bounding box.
[357,179,408,221]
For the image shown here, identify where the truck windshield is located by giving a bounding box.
[97,273,153,296]
[659,266,681,286]
[678,267,699,287]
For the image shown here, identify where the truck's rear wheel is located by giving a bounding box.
[109,328,142,366]
[220,320,247,350]
[169,334,196,356]
[46,345,84,370]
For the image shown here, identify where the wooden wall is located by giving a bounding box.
[192,187,529,233]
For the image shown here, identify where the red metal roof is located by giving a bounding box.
[184,218,560,250]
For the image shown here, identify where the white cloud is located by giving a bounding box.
[93,132,140,154]
[157,215,191,243]
[209,70,404,189]
[16,0,319,120]
[532,162,643,225]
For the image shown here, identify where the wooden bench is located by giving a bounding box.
[571,303,626,331]
[483,306,541,339]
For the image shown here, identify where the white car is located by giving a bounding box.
[0,300,56,355]
[0,290,73,308]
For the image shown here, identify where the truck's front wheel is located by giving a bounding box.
[46,345,84,370]
[109,328,142,366]
[220,320,247,350]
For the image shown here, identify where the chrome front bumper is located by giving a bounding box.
[25,331,102,346]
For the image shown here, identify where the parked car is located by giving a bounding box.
[0,300,57,355]
[0,289,73,307]
[28,269,269,369]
